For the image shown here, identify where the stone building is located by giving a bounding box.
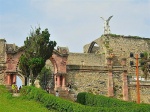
[46,34,150,103]
[0,39,24,86]
[0,34,150,103]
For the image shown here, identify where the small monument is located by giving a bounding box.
[101,16,113,34]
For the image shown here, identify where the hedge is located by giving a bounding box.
[20,87,150,112]
[20,86,109,112]
[77,92,150,112]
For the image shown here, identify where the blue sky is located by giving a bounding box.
[0,0,150,86]
[0,0,150,53]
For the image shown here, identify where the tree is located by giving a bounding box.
[19,53,30,85]
[38,67,52,90]
[19,27,56,85]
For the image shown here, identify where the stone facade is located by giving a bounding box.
[0,34,150,104]
[0,39,6,85]
[0,39,25,86]
[65,34,150,103]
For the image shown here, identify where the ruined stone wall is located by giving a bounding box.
[113,72,123,99]
[83,35,150,80]
[66,35,150,103]
[0,39,6,85]
[67,53,105,66]
[0,39,6,63]
[66,70,108,95]
[128,79,150,103]
[128,86,150,104]
[84,35,150,78]
[90,35,150,58]
[104,35,150,78]
[107,36,150,57]
[0,72,5,85]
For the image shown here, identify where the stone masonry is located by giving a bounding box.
[0,34,150,104]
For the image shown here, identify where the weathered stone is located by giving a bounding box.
[0,34,150,104]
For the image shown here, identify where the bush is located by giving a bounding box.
[77,92,150,112]
[20,87,150,112]
[76,92,86,105]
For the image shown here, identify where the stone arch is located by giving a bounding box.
[87,41,100,53]
[15,61,25,85]
[5,50,24,86]
[50,57,58,74]
[48,52,68,90]
[49,57,58,89]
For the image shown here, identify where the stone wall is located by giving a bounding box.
[128,78,150,103]
[0,72,5,85]
[66,70,108,95]
[83,35,150,78]
[107,36,150,70]
[0,39,6,85]
[0,39,6,63]
[113,72,123,99]
[128,86,150,103]
[67,53,105,66]
[66,35,150,103]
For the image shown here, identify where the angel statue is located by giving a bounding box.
[100,16,113,34]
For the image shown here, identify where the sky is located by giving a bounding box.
[0,0,150,53]
[0,0,150,86]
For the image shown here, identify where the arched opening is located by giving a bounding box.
[16,61,26,86]
[16,76,22,89]
[48,55,67,90]
[88,41,100,53]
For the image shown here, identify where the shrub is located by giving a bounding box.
[76,92,86,105]
[20,87,150,112]
[77,92,150,111]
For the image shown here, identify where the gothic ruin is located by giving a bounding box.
[0,34,150,103]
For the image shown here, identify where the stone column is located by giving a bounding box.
[62,76,66,89]
[57,75,60,87]
[13,74,16,84]
[108,71,114,97]
[54,74,57,90]
[122,71,128,101]
[7,74,10,85]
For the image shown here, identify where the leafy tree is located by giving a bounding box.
[38,67,52,90]
[19,27,56,85]
[19,53,30,85]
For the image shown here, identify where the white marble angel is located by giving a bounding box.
[101,16,113,34]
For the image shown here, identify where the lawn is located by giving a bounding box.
[0,85,57,112]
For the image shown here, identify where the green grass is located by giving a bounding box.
[0,85,57,112]
[1,85,149,112]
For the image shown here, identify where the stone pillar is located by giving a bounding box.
[7,74,11,85]
[122,71,128,101]
[62,76,66,88]
[13,74,16,84]
[54,74,57,90]
[57,75,60,87]
[108,71,114,97]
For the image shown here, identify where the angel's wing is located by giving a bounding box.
[107,15,113,22]
[100,17,105,21]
